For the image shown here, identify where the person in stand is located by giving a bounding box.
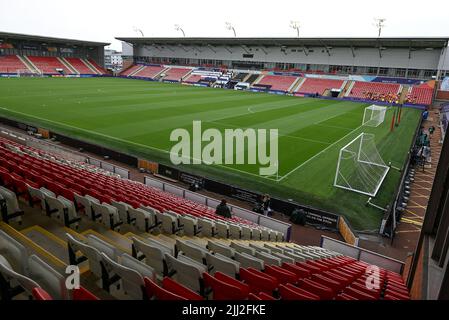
[261,194,271,216]
[215,199,231,218]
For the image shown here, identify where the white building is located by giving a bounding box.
[104,49,123,71]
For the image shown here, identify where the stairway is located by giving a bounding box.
[129,65,146,77]
[399,86,410,104]
[342,80,355,97]
[82,58,101,74]
[18,55,39,74]
[291,77,306,93]
[57,57,78,75]
[288,77,302,93]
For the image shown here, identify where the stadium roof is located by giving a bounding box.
[0,31,109,47]
[116,37,448,49]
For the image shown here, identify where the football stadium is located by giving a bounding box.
[0,0,449,308]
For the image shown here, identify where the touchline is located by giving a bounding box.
[169,120,279,176]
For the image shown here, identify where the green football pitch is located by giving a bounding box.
[0,77,422,230]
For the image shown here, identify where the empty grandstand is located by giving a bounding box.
[0,28,449,307]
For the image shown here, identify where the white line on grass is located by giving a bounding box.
[204,120,330,145]
[277,124,363,182]
[0,107,279,182]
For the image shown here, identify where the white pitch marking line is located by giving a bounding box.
[278,124,363,182]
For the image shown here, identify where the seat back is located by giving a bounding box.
[92,202,120,228]
[87,235,118,261]
[57,196,79,222]
[251,228,262,240]
[132,237,170,276]
[32,287,53,300]
[228,224,242,239]
[234,252,264,271]
[130,207,154,232]
[207,240,234,258]
[205,252,240,277]
[100,252,146,299]
[165,253,206,293]
[261,229,270,240]
[160,213,177,234]
[0,256,40,297]
[162,277,203,300]
[203,272,247,300]
[179,215,197,236]
[0,230,28,274]
[111,201,130,223]
[255,251,282,266]
[175,239,206,264]
[271,252,295,264]
[66,233,103,277]
[198,218,215,237]
[27,255,68,300]
[0,186,21,215]
[230,242,255,255]
[239,268,278,295]
[240,226,252,240]
[27,185,46,209]
[249,243,271,253]
[144,276,186,300]
[215,221,229,238]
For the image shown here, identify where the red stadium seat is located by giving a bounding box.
[240,268,278,295]
[298,278,335,300]
[162,277,203,300]
[72,286,100,300]
[203,272,249,300]
[279,284,320,300]
[144,277,187,300]
[264,265,298,285]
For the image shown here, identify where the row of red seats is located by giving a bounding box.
[296,78,344,95]
[257,75,298,92]
[199,256,410,300]
[0,137,255,227]
[133,65,165,78]
[65,57,98,74]
[32,286,99,300]
[163,67,192,81]
[348,81,401,99]
[406,87,433,105]
[0,55,28,73]
[27,56,72,74]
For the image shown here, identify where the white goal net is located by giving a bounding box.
[362,105,387,127]
[334,133,390,197]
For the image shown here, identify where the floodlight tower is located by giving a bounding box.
[225,22,237,37]
[132,26,144,37]
[289,21,300,38]
[374,18,387,37]
[174,24,186,37]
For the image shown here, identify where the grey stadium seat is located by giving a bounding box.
[27,254,68,300]
[0,230,29,274]
[0,256,40,299]
[234,252,264,271]
[207,240,235,258]
[205,252,240,277]
[164,253,206,294]
[91,202,122,231]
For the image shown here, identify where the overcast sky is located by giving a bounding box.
[1,0,448,50]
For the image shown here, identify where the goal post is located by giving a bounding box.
[334,133,390,197]
[17,69,41,78]
[362,105,387,127]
